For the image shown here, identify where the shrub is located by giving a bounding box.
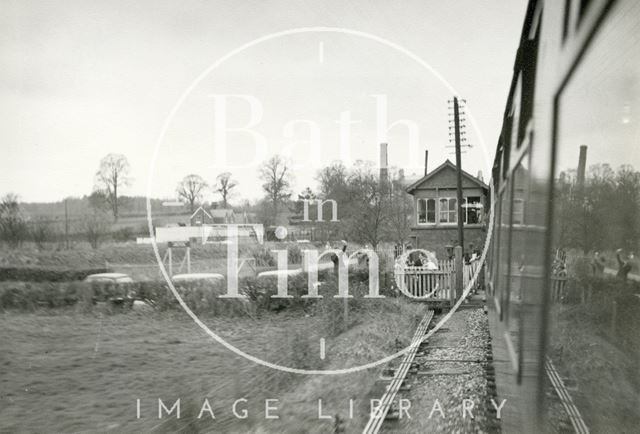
[0,193,29,248]
[31,221,55,249]
[0,267,109,282]
[249,245,276,267]
[112,226,133,242]
[0,263,393,315]
[287,243,303,264]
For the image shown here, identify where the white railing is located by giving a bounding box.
[397,258,483,299]
[397,269,454,299]
[463,259,482,288]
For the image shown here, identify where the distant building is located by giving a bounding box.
[189,206,214,226]
[189,206,256,227]
[405,159,489,257]
[210,208,236,224]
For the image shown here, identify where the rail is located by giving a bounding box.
[545,357,590,434]
[361,309,435,434]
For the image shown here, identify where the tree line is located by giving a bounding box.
[555,163,640,254]
[1,153,416,249]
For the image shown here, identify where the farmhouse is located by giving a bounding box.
[405,159,489,257]
[189,206,214,226]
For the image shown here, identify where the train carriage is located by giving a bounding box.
[487,0,640,432]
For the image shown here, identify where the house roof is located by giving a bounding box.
[210,208,234,218]
[189,206,213,220]
[405,159,489,194]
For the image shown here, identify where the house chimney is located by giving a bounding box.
[379,142,389,181]
[577,145,587,188]
[424,150,429,176]
[477,170,484,182]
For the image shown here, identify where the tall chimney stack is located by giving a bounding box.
[577,145,587,188]
[379,142,389,181]
[424,150,429,176]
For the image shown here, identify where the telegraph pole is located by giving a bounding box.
[452,97,464,255]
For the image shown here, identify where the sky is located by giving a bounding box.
[0,0,529,204]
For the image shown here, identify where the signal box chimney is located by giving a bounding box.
[424,150,429,176]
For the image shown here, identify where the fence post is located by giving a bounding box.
[449,271,455,306]
[455,246,463,301]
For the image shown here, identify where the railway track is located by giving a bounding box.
[361,309,435,434]
[545,358,590,434]
[362,306,499,434]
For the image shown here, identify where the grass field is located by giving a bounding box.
[0,300,424,433]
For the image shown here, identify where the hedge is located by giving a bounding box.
[0,269,398,314]
[0,267,108,282]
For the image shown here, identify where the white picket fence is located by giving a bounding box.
[397,259,482,300]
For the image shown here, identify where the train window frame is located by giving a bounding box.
[541,0,620,403]
[562,0,599,43]
[548,0,620,286]
[500,178,519,374]
[517,25,540,148]
[513,151,533,384]
[558,0,614,63]
[501,123,512,181]
[491,186,504,318]
[496,179,513,322]
[510,75,522,153]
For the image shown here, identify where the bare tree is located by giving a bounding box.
[93,154,132,221]
[82,212,111,249]
[31,219,53,250]
[176,174,208,213]
[213,172,238,208]
[386,172,414,246]
[0,193,28,248]
[343,162,389,249]
[259,156,293,223]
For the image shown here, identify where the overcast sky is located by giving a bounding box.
[1,0,528,204]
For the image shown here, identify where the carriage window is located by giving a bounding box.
[548,0,640,431]
[512,199,524,225]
